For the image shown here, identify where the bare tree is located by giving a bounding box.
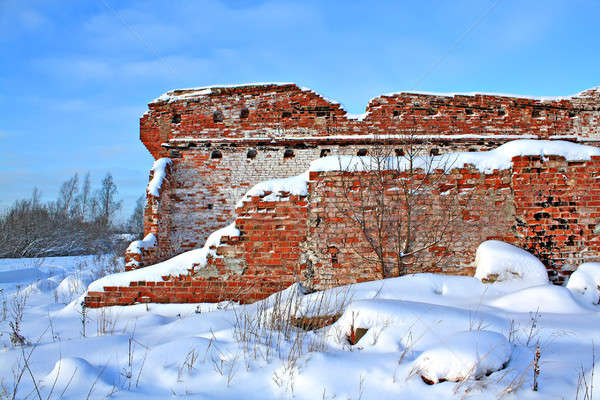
[78,172,92,221]
[0,172,125,257]
[94,173,122,228]
[335,134,464,278]
[127,195,145,239]
[57,173,79,218]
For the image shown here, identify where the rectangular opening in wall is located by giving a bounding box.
[210,150,222,159]
[284,149,294,159]
[395,148,404,156]
[247,149,257,159]
[213,111,225,123]
[240,108,249,119]
[357,149,368,156]
[320,149,331,157]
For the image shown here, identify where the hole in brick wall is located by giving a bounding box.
[210,150,222,159]
[247,149,257,159]
[357,148,368,156]
[281,111,292,118]
[531,109,541,118]
[213,111,225,123]
[395,148,404,156]
[320,149,331,157]
[284,149,295,158]
[240,108,249,119]
[329,246,339,265]
[464,108,473,115]
[207,204,213,210]
[430,148,440,156]
[498,109,506,116]
[569,111,576,118]
[468,148,477,152]
[393,110,401,117]
[171,113,181,124]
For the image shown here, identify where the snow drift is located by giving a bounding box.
[412,330,512,384]
[474,240,548,288]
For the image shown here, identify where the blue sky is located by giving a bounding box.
[1,0,599,220]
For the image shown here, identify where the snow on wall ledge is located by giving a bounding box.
[236,139,600,209]
[85,139,600,307]
[89,223,239,292]
[147,158,172,197]
[310,139,600,174]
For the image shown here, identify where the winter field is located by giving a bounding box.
[0,241,599,399]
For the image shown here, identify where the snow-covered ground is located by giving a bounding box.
[1,244,599,399]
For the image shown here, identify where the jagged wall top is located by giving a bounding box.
[141,83,600,159]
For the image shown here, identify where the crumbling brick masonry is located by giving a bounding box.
[85,83,600,307]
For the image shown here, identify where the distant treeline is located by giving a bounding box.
[0,172,145,258]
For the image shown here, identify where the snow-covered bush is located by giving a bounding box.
[474,240,548,287]
[412,330,512,384]
[567,262,600,305]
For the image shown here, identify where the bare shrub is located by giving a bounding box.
[335,130,466,278]
[8,289,29,347]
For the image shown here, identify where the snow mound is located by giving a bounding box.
[412,330,512,384]
[88,222,239,291]
[56,271,96,300]
[475,240,548,288]
[329,298,510,352]
[42,357,116,397]
[488,285,587,313]
[566,263,600,305]
[147,158,171,197]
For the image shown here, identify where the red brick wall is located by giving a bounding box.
[138,84,600,262]
[511,155,600,282]
[90,84,600,306]
[304,167,515,290]
[87,154,600,307]
[141,85,600,153]
[87,192,309,307]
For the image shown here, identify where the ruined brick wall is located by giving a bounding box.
[87,154,600,307]
[511,155,600,282]
[142,84,600,151]
[137,84,600,263]
[303,168,516,290]
[87,191,309,307]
